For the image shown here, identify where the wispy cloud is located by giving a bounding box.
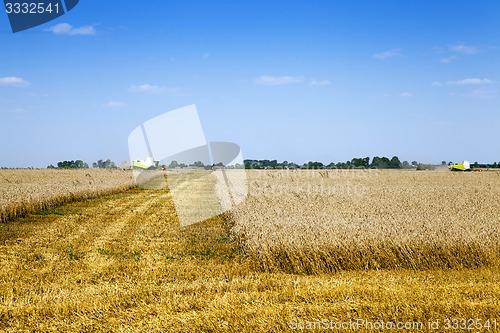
[439,55,458,64]
[202,52,210,59]
[128,84,182,95]
[399,92,413,98]
[448,78,494,86]
[44,23,96,35]
[104,101,127,108]
[436,44,481,64]
[466,88,498,99]
[0,76,31,87]
[373,48,401,60]
[432,78,497,99]
[256,75,304,86]
[433,78,495,87]
[450,44,480,55]
[309,80,331,87]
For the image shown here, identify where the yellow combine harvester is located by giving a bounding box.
[450,160,471,171]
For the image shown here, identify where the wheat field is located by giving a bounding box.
[229,170,500,274]
[0,169,499,331]
[0,169,135,223]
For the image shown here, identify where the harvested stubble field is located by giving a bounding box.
[229,170,500,274]
[0,169,499,332]
[0,169,136,223]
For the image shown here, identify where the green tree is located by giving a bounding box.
[389,156,401,169]
[191,161,205,167]
[57,160,85,168]
[326,162,336,169]
[351,158,363,168]
[94,159,116,168]
[305,161,324,169]
[371,156,390,169]
[351,157,370,168]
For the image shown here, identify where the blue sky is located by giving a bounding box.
[1,0,499,167]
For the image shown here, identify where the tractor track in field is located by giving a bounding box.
[0,190,172,271]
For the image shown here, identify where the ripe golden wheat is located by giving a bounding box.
[229,170,500,273]
[0,169,135,223]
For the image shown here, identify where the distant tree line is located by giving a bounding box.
[471,161,499,169]
[47,159,117,169]
[44,157,499,170]
[47,160,89,169]
[92,159,117,169]
[244,156,413,170]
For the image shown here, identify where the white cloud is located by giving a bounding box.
[439,55,458,64]
[399,92,413,98]
[128,84,181,95]
[436,44,481,64]
[373,48,401,60]
[256,75,304,86]
[467,88,498,99]
[309,80,331,86]
[44,23,96,35]
[0,76,31,87]
[450,44,480,55]
[447,78,494,86]
[105,101,127,108]
[432,78,498,99]
[432,78,495,87]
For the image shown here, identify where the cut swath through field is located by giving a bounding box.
[228,170,500,273]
